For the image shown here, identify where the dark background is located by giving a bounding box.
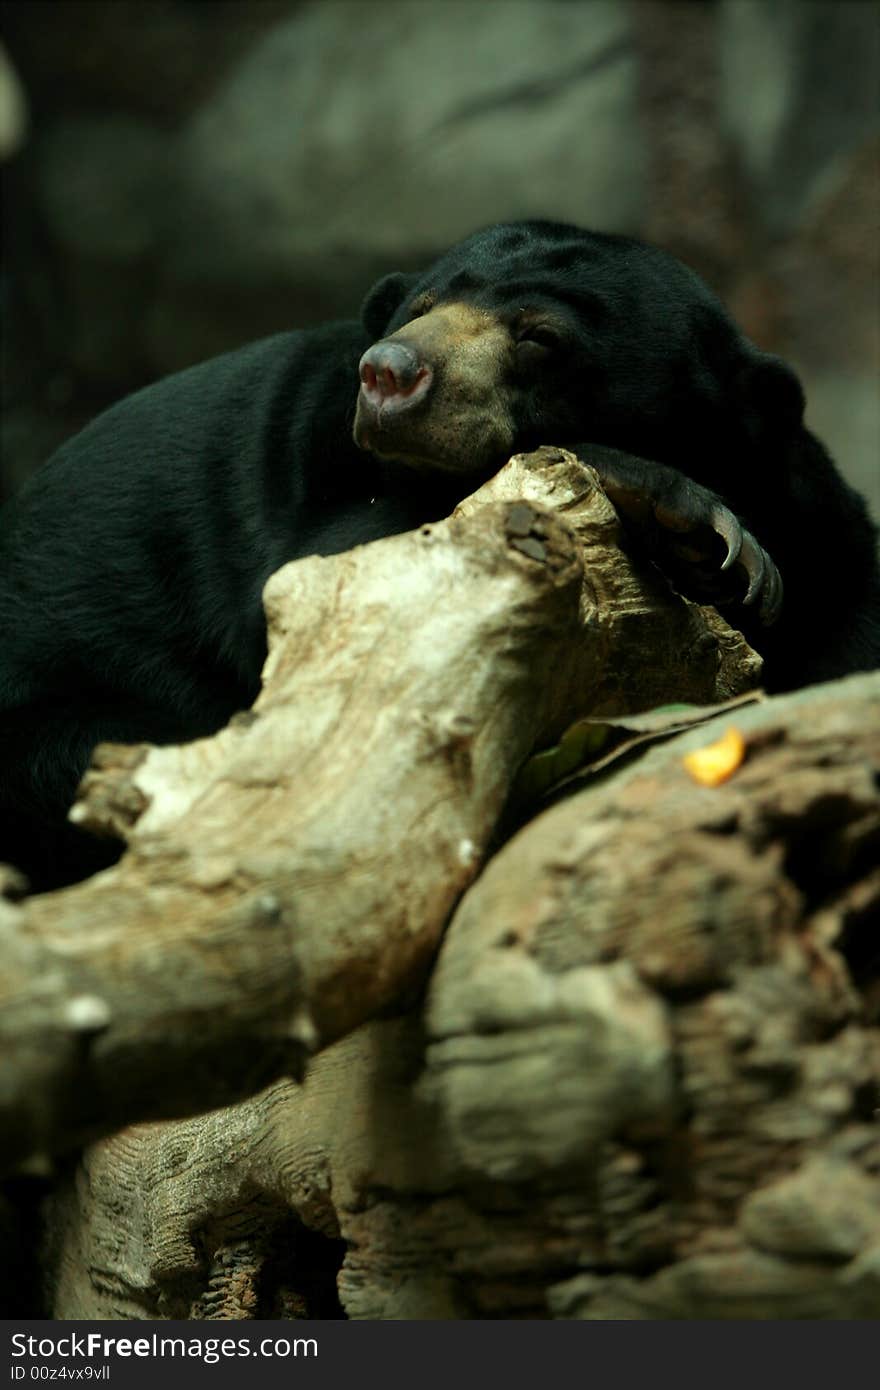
[1,0,877,513]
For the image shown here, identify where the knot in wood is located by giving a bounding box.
[503,499,579,577]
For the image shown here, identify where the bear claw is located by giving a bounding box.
[588,453,784,627]
[708,505,782,625]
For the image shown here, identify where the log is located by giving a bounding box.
[0,448,760,1174]
[41,674,880,1319]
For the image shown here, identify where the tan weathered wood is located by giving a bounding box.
[43,674,880,1320]
[0,449,760,1174]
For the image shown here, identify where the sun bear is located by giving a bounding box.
[2,220,878,890]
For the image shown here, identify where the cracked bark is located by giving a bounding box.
[4,446,875,1320]
[41,674,880,1320]
[0,447,758,1178]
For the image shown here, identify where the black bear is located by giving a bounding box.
[1,220,878,891]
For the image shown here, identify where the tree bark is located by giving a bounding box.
[42,673,880,1319]
[0,448,760,1175]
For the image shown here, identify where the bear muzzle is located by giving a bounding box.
[358,340,433,419]
[353,302,516,472]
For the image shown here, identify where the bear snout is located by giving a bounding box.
[358,340,433,415]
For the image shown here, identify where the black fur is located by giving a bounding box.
[1,220,878,890]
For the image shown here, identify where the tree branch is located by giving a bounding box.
[0,448,759,1173]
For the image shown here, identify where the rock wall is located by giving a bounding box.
[1,0,877,511]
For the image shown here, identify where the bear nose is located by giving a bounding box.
[359,341,430,401]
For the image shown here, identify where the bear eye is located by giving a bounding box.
[514,324,563,370]
[516,324,562,352]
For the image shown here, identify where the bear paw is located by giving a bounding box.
[581,446,784,626]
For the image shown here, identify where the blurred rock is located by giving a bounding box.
[148,0,643,368]
[171,0,641,273]
[719,0,880,239]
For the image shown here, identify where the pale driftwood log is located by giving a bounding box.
[43,674,880,1320]
[0,448,759,1174]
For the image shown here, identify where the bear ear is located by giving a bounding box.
[736,350,806,442]
[361,271,421,340]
